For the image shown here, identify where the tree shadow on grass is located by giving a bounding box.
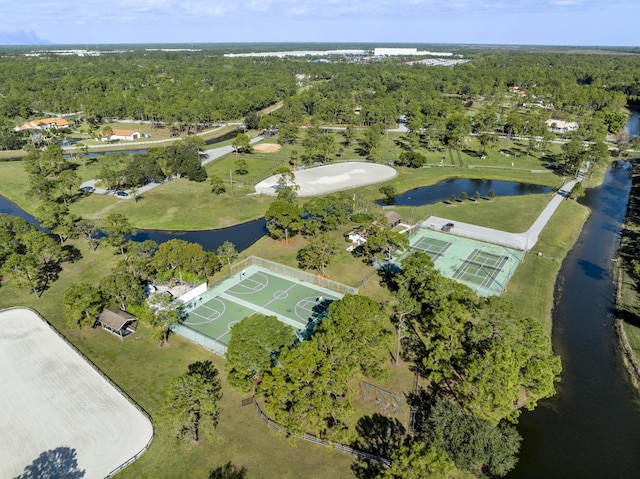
[350,413,406,479]
[14,446,85,479]
[208,462,248,479]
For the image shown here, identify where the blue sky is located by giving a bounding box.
[1,0,638,46]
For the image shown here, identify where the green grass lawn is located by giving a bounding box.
[0,132,567,232]
[0,130,603,478]
[0,242,357,479]
[0,186,591,479]
[504,199,590,334]
[70,178,276,229]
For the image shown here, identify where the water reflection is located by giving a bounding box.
[378,179,554,206]
[0,193,266,252]
[509,162,640,478]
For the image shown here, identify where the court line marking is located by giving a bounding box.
[228,272,270,295]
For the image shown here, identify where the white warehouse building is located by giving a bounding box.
[373,48,453,57]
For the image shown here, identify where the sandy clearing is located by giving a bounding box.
[255,161,397,197]
[0,308,153,479]
[253,143,282,152]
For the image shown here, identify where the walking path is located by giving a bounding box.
[420,176,582,251]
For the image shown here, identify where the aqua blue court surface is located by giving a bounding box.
[396,228,524,297]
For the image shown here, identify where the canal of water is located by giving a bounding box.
[509,162,640,478]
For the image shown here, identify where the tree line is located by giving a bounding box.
[2,50,639,153]
[219,249,560,478]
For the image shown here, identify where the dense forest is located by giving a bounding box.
[1,48,640,141]
[2,46,640,478]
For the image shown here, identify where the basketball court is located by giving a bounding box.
[179,266,342,352]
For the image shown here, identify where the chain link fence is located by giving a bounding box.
[231,256,358,295]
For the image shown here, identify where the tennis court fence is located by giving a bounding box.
[231,256,359,295]
[172,324,227,356]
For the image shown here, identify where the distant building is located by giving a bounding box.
[373,48,453,57]
[100,129,141,142]
[545,119,579,133]
[14,118,70,132]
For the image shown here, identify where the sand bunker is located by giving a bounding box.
[253,143,282,152]
[255,161,397,197]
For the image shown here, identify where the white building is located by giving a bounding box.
[373,48,453,57]
[100,129,141,142]
[545,119,579,133]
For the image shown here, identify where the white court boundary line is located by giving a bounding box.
[183,298,226,325]
[228,272,269,295]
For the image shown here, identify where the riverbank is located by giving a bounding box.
[614,160,640,388]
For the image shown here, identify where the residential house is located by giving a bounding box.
[545,119,579,134]
[14,118,70,132]
[100,129,141,142]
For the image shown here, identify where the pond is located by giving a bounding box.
[0,193,267,253]
[377,178,555,206]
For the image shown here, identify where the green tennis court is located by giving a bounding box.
[452,249,511,289]
[178,267,342,351]
[394,228,524,296]
[410,236,452,262]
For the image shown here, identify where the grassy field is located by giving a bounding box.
[0,130,565,231]
[504,199,589,335]
[0,128,603,478]
[0,187,590,479]
[0,243,359,479]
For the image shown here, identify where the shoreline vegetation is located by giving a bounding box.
[615,160,640,388]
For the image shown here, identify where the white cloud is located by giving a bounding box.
[179,1,231,16]
[0,0,636,44]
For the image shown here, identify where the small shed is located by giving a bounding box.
[97,308,138,339]
[384,211,402,228]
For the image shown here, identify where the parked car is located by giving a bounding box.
[79,186,95,193]
[441,222,454,232]
[115,190,129,197]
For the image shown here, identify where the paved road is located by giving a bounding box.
[79,134,266,197]
[201,134,264,166]
[421,176,582,251]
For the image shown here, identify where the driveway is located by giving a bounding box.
[421,177,582,251]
